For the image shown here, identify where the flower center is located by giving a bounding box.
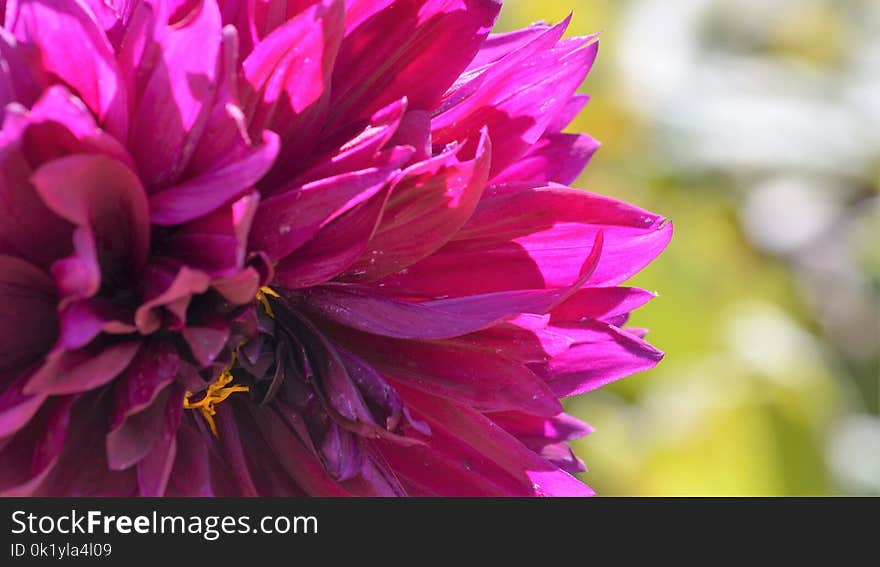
[183,287,279,436]
[256,286,280,318]
[183,365,250,438]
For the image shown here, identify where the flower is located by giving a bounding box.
[0,0,671,496]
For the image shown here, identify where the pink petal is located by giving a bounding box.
[25,341,141,397]
[121,0,222,188]
[11,0,128,138]
[249,150,410,261]
[0,255,57,375]
[334,328,563,417]
[31,154,150,271]
[376,186,672,296]
[242,0,343,185]
[490,132,599,186]
[329,0,500,128]
[149,131,278,225]
[345,130,491,281]
[273,186,391,288]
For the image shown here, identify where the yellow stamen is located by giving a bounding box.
[184,367,249,438]
[256,286,280,318]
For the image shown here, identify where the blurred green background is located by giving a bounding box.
[497,0,880,495]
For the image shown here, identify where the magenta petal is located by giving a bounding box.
[345,130,491,281]
[396,385,593,496]
[0,255,57,375]
[135,264,212,334]
[109,341,181,431]
[249,405,352,496]
[123,0,222,188]
[242,0,343,181]
[0,29,46,119]
[339,330,563,417]
[535,320,665,397]
[489,411,594,445]
[0,395,77,496]
[490,132,599,186]
[31,154,151,271]
[11,0,128,138]
[164,193,260,278]
[58,298,136,351]
[0,372,46,439]
[249,151,410,261]
[25,341,141,397]
[329,0,500,127]
[149,131,278,225]
[106,386,171,471]
[304,239,599,339]
[273,186,390,288]
[551,286,657,323]
[295,97,408,185]
[433,21,598,176]
[377,187,671,296]
[182,320,231,368]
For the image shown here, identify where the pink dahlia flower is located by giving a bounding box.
[0,0,671,496]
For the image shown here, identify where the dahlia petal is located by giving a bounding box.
[376,187,672,296]
[109,341,181,431]
[330,0,500,127]
[0,255,57,375]
[136,423,178,497]
[30,396,138,496]
[242,0,343,181]
[490,132,599,186]
[551,286,656,323]
[345,130,490,280]
[212,266,262,304]
[0,372,45,439]
[149,131,278,225]
[135,264,212,334]
[399,385,594,496]
[249,151,410,261]
[0,28,46,119]
[11,0,128,138]
[23,85,133,166]
[377,433,516,496]
[338,330,563,416]
[273,186,391,288]
[58,298,136,351]
[213,404,260,496]
[249,405,352,496]
[164,422,216,496]
[489,411,594,445]
[163,193,260,278]
[535,320,665,397]
[320,422,365,481]
[433,23,597,176]
[106,385,173,471]
[304,243,599,339]
[182,321,231,369]
[537,442,586,474]
[389,109,432,161]
[295,97,407,185]
[124,0,222,188]
[25,341,141,397]
[342,448,407,496]
[50,228,100,301]
[336,346,403,431]
[546,93,590,134]
[0,125,74,271]
[0,395,77,496]
[31,154,151,271]
[466,23,553,70]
